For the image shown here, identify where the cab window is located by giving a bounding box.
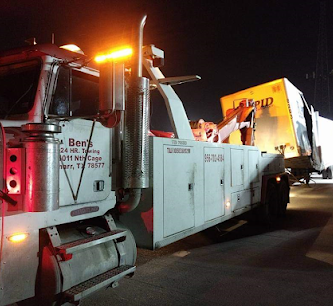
[50,66,99,117]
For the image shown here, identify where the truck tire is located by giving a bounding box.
[328,166,333,179]
[278,180,289,216]
[322,169,328,179]
[267,183,278,218]
[17,245,61,306]
[256,182,278,226]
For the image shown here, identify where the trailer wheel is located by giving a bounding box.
[278,180,289,216]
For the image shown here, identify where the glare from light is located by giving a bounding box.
[8,233,28,243]
[276,176,281,182]
[225,201,231,208]
[95,47,133,63]
[60,44,84,54]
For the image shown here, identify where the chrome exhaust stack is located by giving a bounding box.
[119,15,150,213]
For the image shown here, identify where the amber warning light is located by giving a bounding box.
[8,233,28,243]
[95,47,133,63]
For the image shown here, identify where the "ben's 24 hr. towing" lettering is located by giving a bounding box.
[60,138,105,170]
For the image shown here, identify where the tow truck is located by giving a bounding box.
[0,16,289,305]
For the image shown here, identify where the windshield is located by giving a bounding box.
[0,60,41,118]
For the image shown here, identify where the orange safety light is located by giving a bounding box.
[95,47,133,63]
[8,233,28,243]
[276,176,281,183]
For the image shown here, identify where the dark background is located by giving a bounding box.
[0,0,331,130]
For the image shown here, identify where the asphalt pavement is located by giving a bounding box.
[81,176,333,306]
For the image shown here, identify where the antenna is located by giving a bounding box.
[52,33,55,44]
[24,38,36,45]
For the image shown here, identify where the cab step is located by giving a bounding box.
[56,230,126,255]
[64,265,136,302]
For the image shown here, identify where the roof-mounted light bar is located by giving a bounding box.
[95,47,133,63]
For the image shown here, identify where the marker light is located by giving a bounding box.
[8,233,28,243]
[226,201,231,208]
[60,44,84,54]
[95,47,133,63]
[276,176,281,183]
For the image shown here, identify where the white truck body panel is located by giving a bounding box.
[120,137,284,249]
[311,110,333,171]
[317,116,333,169]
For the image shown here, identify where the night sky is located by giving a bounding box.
[0,0,331,130]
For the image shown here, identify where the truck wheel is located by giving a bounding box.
[267,183,278,218]
[256,182,278,226]
[328,167,333,179]
[17,245,62,306]
[115,221,137,265]
[322,169,328,179]
[305,173,310,184]
[278,180,289,216]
